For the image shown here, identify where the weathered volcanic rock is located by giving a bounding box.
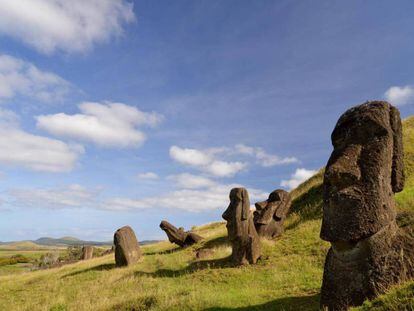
[113,226,142,267]
[222,187,261,265]
[159,220,203,247]
[254,189,291,238]
[81,245,94,260]
[320,101,414,310]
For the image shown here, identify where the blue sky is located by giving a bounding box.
[0,0,414,241]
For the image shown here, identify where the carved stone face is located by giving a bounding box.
[222,187,250,241]
[160,220,186,242]
[254,189,290,225]
[320,101,404,242]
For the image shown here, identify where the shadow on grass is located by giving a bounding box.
[144,246,183,256]
[133,256,233,278]
[61,263,116,278]
[203,293,320,311]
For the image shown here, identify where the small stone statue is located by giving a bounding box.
[159,220,203,247]
[222,187,261,265]
[254,189,291,238]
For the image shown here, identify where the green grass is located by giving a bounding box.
[0,116,412,310]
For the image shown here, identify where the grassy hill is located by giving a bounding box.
[0,116,412,311]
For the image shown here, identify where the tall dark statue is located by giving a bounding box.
[222,187,261,265]
[114,226,142,267]
[159,220,203,247]
[320,101,414,310]
[254,189,291,238]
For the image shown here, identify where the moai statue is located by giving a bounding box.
[320,101,414,310]
[81,245,94,260]
[222,187,261,265]
[159,220,203,247]
[113,226,142,267]
[254,189,292,239]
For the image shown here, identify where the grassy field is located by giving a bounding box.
[0,116,412,311]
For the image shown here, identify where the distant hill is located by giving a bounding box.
[33,237,111,246]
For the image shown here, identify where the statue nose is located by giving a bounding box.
[325,145,361,185]
[255,201,266,210]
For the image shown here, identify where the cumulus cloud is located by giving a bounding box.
[137,172,159,180]
[0,0,135,54]
[235,144,298,167]
[169,146,247,177]
[36,101,163,148]
[8,184,99,209]
[0,109,83,172]
[168,173,216,189]
[103,183,267,212]
[0,54,70,102]
[384,85,414,106]
[280,168,317,190]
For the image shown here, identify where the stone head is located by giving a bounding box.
[222,187,250,240]
[321,101,404,242]
[254,189,291,225]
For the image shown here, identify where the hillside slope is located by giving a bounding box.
[0,116,412,311]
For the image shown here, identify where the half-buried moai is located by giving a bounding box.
[222,187,261,265]
[320,101,414,310]
[113,226,142,267]
[81,245,94,260]
[254,189,292,239]
[159,220,203,247]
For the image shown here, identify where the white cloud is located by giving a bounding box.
[235,144,298,167]
[9,184,98,209]
[0,0,135,54]
[103,183,267,212]
[168,173,216,189]
[0,109,83,172]
[384,85,414,106]
[169,146,247,177]
[36,101,163,148]
[137,172,159,180]
[0,54,70,102]
[280,168,317,190]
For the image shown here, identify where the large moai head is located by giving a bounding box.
[320,101,404,243]
[222,187,250,241]
[254,189,291,238]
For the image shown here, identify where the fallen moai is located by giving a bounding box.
[254,189,292,238]
[159,220,203,247]
[222,187,261,265]
[113,226,142,267]
[320,101,414,310]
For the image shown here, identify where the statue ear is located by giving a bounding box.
[390,105,405,193]
[241,188,250,220]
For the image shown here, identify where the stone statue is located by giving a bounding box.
[81,245,93,260]
[113,226,142,267]
[320,101,414,310]
[222,187,261,265]
[254,189,291,238]
[159,220,203,247]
